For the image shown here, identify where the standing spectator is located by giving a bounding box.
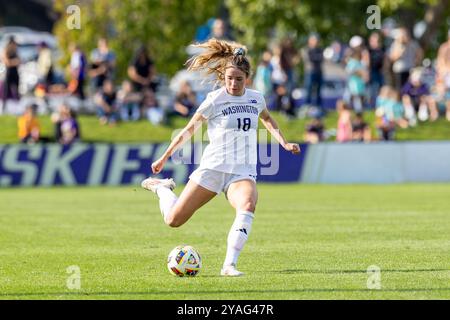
[173,80,198,117]
[304,116,324,144]
[351,112,372,142]
[301,33,324,110]
[88,38,116,92]
[336,100,353,143]
[95,79,119,125]
[436,29,450,80]
[345,47,368,113]
[280,38,300,117]
[209,18,234,41]
[436,29,450,120]
[37,41,53,90]
[367,32,385,108]
[128,45,157,93]
[1,36,21,110]
[68,43,87,100]
[389,27,423,92]
[17,104,40,143]
[269,44,289,112]
[253,50,273,99]
[117,80,142,122]
[428,76,450,122]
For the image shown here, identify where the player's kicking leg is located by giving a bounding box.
[141,177,216,227]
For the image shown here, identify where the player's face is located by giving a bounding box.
[225,67,246,96]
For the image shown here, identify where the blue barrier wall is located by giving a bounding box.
[3,142,449,187]
[302,142,450,184]
[0,143,308,187]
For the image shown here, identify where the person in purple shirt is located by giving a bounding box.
[51,104,80,144]
[401,69,438,123]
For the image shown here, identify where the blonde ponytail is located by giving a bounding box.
[186,38,251,85]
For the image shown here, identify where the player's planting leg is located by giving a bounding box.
[223,179,257,276]
[222,210,254,276]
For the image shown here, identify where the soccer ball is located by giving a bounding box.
[167,245,202,277]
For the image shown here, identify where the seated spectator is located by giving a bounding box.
[304,116,324,144]
[174,80,197,117]
[351,112,372,142]
[117,80,142,122]
[375,85,408,129]
[336,100,352,143]
[51,104,80,145]
[401,69,438,124]
[18,104,40,143]
[95,79,119,125]
[375,106,395,141]
[386,87,409,128]
[143,88,164,125]
[428,74,450,121]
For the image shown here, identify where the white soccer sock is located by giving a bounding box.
[223,210,254,268]
[156,186,178,222]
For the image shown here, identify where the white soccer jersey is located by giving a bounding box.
[195,87,266,176]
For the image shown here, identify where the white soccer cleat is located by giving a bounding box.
[220,265,244,277]
[141,177,176,193]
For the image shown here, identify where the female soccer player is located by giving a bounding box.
[141,39,300,276]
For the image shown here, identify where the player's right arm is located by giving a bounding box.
[151,113,206,174]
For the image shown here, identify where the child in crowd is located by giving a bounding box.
[351,112,371,142]
[401,68,438,124]
[304,116,324,144]
[143,88,164,125]
[117,80,142,122]
[95,79,119,125]
[336,99,353,142]
[17,104,40,143]
[345,49,368,113]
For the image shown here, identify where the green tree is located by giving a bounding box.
[226,0,450,59]
[53,0,220,80]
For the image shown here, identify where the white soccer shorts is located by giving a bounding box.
[189,168,256,196]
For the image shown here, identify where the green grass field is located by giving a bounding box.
[0,184,449,300]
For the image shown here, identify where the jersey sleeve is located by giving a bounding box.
[195,93,214,119]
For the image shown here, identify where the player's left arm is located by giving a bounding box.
[259,108,301,155]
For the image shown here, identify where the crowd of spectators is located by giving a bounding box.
[1,18,449,145]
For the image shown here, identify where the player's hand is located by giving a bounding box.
[151,156,167,174]
[284,143,301,155]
